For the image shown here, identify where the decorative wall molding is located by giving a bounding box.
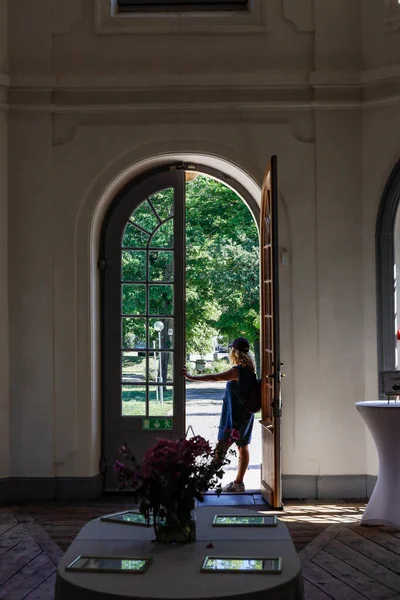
[95,0,270,34]
[384,0,400,32]
[5,66,400,113]
[0,72,8,114]
[282,0,314,33]
[52,115,79,146]
[52,0,84,35]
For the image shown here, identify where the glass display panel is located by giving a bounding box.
[212,515,277,527]
[66,556,152,573]
[201,557,281,574]
[101,511,154,526]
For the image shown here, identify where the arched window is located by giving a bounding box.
[376,160,400,378]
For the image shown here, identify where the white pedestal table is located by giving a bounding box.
[356,400,400,529]
[55,505,303,600]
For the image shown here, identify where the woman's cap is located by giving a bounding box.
[229,337,250,352]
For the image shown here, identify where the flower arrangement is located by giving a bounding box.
[113,434,235,542]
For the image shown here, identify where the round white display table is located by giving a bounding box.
[356,400,400,529]
[55,506,303,600]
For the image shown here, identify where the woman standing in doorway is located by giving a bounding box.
[182,337,256,492]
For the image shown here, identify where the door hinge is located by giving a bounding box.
[99,456,107,475]
[170,163,196,171]
[98,259,108,271]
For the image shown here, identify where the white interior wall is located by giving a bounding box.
[4,0,400,493]
[0,0,9,481]
[361,0,400,478]
[59,127,314,478]
[362,105,400,478]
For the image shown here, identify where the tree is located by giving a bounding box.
[185,175,260,362]
[120,175,260,378]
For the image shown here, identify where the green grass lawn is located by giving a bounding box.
[122,399,173,417]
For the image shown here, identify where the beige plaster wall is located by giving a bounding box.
[4,0,400,489]
[0,0,9,480]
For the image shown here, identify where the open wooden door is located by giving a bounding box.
[260,155,283,509]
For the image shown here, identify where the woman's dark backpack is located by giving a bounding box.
[245,379,262,413]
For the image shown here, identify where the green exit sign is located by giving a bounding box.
[142,417,173,431]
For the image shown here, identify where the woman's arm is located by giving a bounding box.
[181,366,239,382]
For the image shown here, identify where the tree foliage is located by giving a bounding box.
[119,174,260,365]
[185,175,259,354]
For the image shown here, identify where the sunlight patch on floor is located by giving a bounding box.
[258,504,366,524]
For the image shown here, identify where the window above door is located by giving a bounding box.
[95,0,268,34]
[117,1,248,12]
[384,0,400,32]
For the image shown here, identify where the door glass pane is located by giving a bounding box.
[130,200,159,232]
[148,352,173,383]
[122,284,146,315]
[149,285,173,315]
[121,251,146,282]
[150,220,174,248]
[148,386,174,417]
[122,223,149,248]
[149,189,174,221]
[122,351,146,383]
[149,251,174,281]
[121,385,146,416]
[119,185,176,419]
[122,317,146,349]
[149,318,174,349]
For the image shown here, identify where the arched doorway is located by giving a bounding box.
[100,162,261,491]
[376,159,400,380]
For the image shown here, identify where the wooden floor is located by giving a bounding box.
[300,522,400,599]
[0,510,62,599]
[2,499,400,599]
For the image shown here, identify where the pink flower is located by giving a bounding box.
[113,460,126,473]
[231,429,240,441]
[113,435,233,506]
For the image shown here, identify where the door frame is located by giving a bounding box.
[98,161,260,487]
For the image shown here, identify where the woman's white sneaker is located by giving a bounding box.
[222,481,245,493]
